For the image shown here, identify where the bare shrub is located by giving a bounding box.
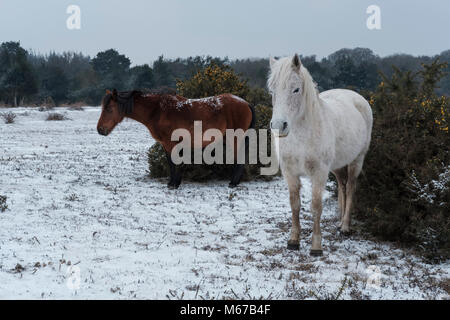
[61,102,86,110]
[46,113,68,121]
[0,195,7,212]
[38,97,56,112]
[68,106,84,111]
[39,106,56,112]
[1,112,17,124]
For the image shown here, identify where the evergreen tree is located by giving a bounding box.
[91,49,131,89]
[152,55,172,87]
[0,42,37,106]
[40,65,69,106]
[129,64,154,89]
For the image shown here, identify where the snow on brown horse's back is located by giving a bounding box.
[97,89,255,188]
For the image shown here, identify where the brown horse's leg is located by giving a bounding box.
[229,164,245,188]
[229,135,249,188]
[165,152,176,188]
[165,152,183,189]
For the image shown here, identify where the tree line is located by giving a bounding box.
[1,41,449,107]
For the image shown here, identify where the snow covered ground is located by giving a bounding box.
[0,106,449,300]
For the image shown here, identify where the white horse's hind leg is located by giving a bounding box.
[286,174,301,250]
[310,172,328,256]
[340,157,364,233]
[332,167,348,221]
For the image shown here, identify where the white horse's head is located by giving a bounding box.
[268,54,314,137]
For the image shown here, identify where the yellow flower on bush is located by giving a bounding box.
[176,64,249,99]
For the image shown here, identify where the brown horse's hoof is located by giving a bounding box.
[310,249,323,257]
[167,183,179,190]
[287,241,300,251]
[228,183,238,188]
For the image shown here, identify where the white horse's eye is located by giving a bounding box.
[293,88,300,93]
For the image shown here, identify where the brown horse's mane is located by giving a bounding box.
[103,90,184,115]
[103,90,143,115]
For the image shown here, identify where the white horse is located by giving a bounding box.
[268,54,373,256]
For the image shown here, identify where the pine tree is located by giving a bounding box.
[0,42,37,106]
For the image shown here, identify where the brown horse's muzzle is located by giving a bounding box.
[97,127,109,136]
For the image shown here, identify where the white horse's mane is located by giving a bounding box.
[267,56,320,110]
[300,64,321,111]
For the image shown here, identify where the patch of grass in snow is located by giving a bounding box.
[285,276,353,300]
[0,195,8,212]
[64,193,80,202]
[439,278,450,296]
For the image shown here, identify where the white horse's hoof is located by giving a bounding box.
[310,249,323,256]
[287,240,300,250]
[339,226,351,235]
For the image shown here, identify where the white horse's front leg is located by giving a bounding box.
[310,174,327,256]
[286,174,301,250]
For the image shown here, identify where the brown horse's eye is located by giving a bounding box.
[105,105,113,113]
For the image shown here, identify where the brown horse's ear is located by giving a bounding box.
[106,89,111,95]
[112,89,118,101]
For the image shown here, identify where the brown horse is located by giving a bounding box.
[97,89,255,188]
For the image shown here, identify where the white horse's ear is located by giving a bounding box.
[269,56,277,69]
[292,54,301,71]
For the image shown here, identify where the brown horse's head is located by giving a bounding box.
[97,89,125,136]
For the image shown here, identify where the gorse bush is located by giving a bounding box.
[148,64,276,181]
[355,59,450,262]
[177,63,272,107]
[176,64,249,99]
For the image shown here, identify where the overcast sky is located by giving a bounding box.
[0,0,448,65]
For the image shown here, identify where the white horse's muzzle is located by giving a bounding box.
[270,119,289,137]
